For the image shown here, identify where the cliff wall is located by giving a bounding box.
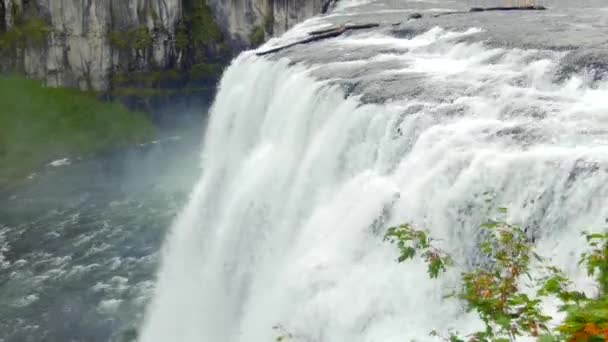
[0,0,331,93]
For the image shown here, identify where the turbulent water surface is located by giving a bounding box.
[0,116,203,342]
[141,0,608,341]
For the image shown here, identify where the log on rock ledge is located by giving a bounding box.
[256,23,379,56]
[469,6,547,12]
[308,23,380,36]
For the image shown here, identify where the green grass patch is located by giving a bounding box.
[0,74,155,187]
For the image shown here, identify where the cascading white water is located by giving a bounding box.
[140,23,608,342]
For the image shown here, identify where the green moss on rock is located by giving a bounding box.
[0,15,50,53]
[264,15,274,35]
[108,1,230,103]
[177,0,230,68]
[108,27,153,51]
[190,63,223,81]
[108,31,129,49]
[249,26,266,47]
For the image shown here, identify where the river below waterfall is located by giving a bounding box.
[0,114,204,342]
[3,0,608,341]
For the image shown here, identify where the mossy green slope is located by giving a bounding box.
[0,75,154,187]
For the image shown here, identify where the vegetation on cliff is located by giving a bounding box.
[0,14,50,65]
[249,25,267,47]
[0,75,154,187]
[109,1,230,103]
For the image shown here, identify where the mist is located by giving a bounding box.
[0,100,209,342]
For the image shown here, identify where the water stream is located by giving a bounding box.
[141,2,608,340]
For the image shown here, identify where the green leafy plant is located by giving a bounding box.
[272,211,608,342]
[458,219,552,340]
[385,211,608,342]
[108,27,153,51]
[385,223,453,278]
[580,232,608,294]
[558,233,608,341]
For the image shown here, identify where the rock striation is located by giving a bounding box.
[0,0,329,92]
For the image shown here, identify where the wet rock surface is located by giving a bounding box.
[262,0,608,103]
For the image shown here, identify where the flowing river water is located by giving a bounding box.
[2,1,608,341]
[0,115,203,342]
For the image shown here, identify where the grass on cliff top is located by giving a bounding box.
[0,74,155,187]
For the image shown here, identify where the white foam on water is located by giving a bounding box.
[47,158,70,167]
[141,25,608,342]
[13,294,39,308]
[334,0,374,11]
[98,299,123,314]
[0,229,10,270]
[338,27,483,50]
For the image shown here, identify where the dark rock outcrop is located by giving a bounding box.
[0,1,6,32]
[257,23,379,56]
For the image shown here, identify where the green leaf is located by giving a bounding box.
[542,277,563,294]
[586,233,606,241]
[495,314,511,329]
[398,247,416,262]
[536,334,556,342]
[428,258,444,278]
[481,220,499,229]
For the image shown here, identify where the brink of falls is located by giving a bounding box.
[141,1,608,341]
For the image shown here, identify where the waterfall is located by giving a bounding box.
[140,21,608,342]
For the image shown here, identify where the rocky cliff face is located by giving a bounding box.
[0,0,328,93]
[206,0,330,50]
[1,0,183,91]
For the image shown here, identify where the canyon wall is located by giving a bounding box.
[0,0,330,92]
